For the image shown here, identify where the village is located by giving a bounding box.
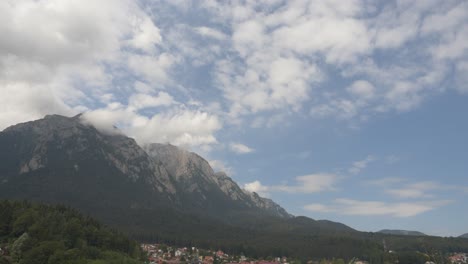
[140,243,468,264]
[448,253,468,264]
[140,243,373,264]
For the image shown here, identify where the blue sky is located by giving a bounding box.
[0,0,467,236]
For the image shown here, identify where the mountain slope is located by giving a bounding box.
[0,114,304,223]
[0,114,174,210]
[460,233,468,238]
[9,115,464,260]
[0,199,144,264]
[144,143,291,218]
[378,229,427,236]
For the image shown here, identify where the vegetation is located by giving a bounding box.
[0,200,145,264]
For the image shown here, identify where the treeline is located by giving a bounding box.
[0,200,145,264]
[96,207,465,264]
[1,199,466,264]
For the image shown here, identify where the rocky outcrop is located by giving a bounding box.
[144,143,291,218]
[0,114,290,218]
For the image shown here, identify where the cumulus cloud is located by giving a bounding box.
[0,0,172,131]
[209,159,233,175]
[346,80,375,99]
[246,174,339,195]
[274,174,339,193]
[304,199,452,217]
[128,92,176,110]
[194,26,227,40]
[348,155,375,175]
[2,0,467,155]
[365,178,468,200]
[128,16,162,52]
[82,106,222,148]
[244,180,270,197]
[386,181,440,199]
[229,143,254,154]
[195,0,468,123]
[127,53,175,85]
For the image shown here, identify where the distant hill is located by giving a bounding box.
[378,229,427,236]
[460,233,468,238]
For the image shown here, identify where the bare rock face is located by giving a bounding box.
[242,190,292,218]
[0,114,290,218]
[144,143,291,218]
[144,143,214,183]
[0,114,176,201]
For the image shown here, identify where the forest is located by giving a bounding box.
[0,200,145,264]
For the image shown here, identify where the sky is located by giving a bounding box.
[0,0,467,236]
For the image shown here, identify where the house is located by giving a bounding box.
[204,256,214,263]
[449,253,468,263]
[240,255,247,262]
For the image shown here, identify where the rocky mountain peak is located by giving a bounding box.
[0,114,175,193]
[1,115,290,219]
[144,143,215,182]
[144,143,291,218]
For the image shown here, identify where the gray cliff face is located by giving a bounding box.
[144,143,291,218]
[242,190,292,218]
[0,114,290,218]
[144,143,215,183]
[1,114,175,194]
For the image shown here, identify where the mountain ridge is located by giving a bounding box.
[378,229,427,236]
[0,114,292,219]
[2,115,468,261]
[144,142,292,218]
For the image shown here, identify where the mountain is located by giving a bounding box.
[378,229,427,236]
[460,233,468,238]
[0,114,174,211]
[0,114,292,219]
[144,143,291,218]
[3,115,468,261]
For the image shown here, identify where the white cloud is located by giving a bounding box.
[305,199,452,217]
[303,203,335,213]
[348,155,375,175]
[0,0,172,131]
[347,80,375,99]
[127,53,175,85]
[209,159,233,175]
[2,0,468,157]
[386,181,440,199]
[129,109,222,147]
[81,106,222,148]
[229,143,254,154]
[310,99,360,120]
[244,180,269,197]
[128,92,176,110]
[128,16,162,52]
[367,177,405,187]
[273,173,339,193]
[243,173,338,196]
[0,82,75,131]
[194,26,227,40]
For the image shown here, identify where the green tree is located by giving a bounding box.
[11,233,30,262]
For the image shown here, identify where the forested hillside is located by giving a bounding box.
[0,200,145,264]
